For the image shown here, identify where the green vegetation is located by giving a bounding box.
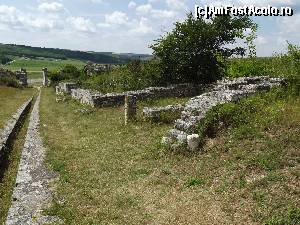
[227,43,300,80]
[0,87,35,129]
[2,57,86,80]
[151,14,256,84]
[0,77,22,88]
[82,60,162,93]
[0,43,129,64]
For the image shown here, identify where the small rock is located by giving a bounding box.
[187,134,200,151]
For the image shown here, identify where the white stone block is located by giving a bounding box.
[187,134,200,151]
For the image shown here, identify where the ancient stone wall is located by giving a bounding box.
[0,98,33,168]
[15,68,28,86]
[59,83,206,108]
[162,76,285,150]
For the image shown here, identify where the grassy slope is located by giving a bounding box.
[0,87,35,130]
[40,87,300,224]
[2,58,86,79]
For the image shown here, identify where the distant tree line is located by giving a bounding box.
[0,44,131,64]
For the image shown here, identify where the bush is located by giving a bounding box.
[82,59,162,93]
[0,77,22,88]
[49,64,83,85]
[151,13,256,85]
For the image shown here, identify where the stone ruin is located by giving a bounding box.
[56,76,284,150]
[84,63,119,76]
[0,68,28,86]
[124,95,137,125]
[42,68,49,87]
[162,76,284,150]
[15,68,28,86]
[68,83,205,107]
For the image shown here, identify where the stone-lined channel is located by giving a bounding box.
[6,92,60,225]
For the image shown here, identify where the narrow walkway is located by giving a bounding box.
[6,92,59,225]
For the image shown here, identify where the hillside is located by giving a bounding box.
[0,43,151,64]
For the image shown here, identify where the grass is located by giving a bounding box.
[0,87,35,130]
[2,57,86,79]
[40,87,300,224]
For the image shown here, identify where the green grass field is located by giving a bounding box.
[39,87,300,225]
[2,58,86,79]
[0,87,36,130]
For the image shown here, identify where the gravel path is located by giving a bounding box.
[6,92,60,225]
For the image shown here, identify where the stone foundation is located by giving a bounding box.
[162,76,285,150]
[59,83,206,108]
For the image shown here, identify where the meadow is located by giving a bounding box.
[2,57,86,79]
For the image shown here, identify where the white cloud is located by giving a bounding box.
[67,17,96,33]
[166,0,187,10]
[130,17,154,35]
[38,2,64,13]
[0,5,22,27]
[90,0,103,3]
[105,11,129,25]
[136,4,153,14]
[128,1,137,9]
[280,14,300,34]
[255,35,268,45]
[204,0,296,6]
[136,4,176,18]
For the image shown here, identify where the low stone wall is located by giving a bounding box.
[60,83,205,108]
[143,104,184,121]
[0,98,33,169]
[162,76,285,149]
[56,82,78,94]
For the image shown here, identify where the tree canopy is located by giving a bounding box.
[151,14,257,84]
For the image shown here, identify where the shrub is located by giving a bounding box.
[0,77,22,88]
[151,13,257,85]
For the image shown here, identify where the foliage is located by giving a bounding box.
[151,13,257,85]
[227,43,300,90]
[49,65,83,84]
[0,77,21,88]
[82,59,162,93]
[0,55,12,65]
[0,43,129,64]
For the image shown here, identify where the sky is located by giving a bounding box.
[0,0,299,56]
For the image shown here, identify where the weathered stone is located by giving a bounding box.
[0,98,32,167]
[187,134,200,151]
[62,83,206,108]
[143,104,184,121]
[42,68,49,87]
[124,95,137,125]
[6,93,61,225]
[164,76,284,149]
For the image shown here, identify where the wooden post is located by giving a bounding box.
[125,95,137,125]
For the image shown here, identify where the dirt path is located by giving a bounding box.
[6,92,59,225]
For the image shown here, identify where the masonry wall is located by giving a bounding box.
[63,83,206,108]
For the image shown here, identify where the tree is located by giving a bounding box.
[150,13,257,85]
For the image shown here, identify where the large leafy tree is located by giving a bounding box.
[150,14,257,84]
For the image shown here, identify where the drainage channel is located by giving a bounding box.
[6,91,60,225]
[0,97,34,224]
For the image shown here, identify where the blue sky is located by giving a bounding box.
[0,0,299,56]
